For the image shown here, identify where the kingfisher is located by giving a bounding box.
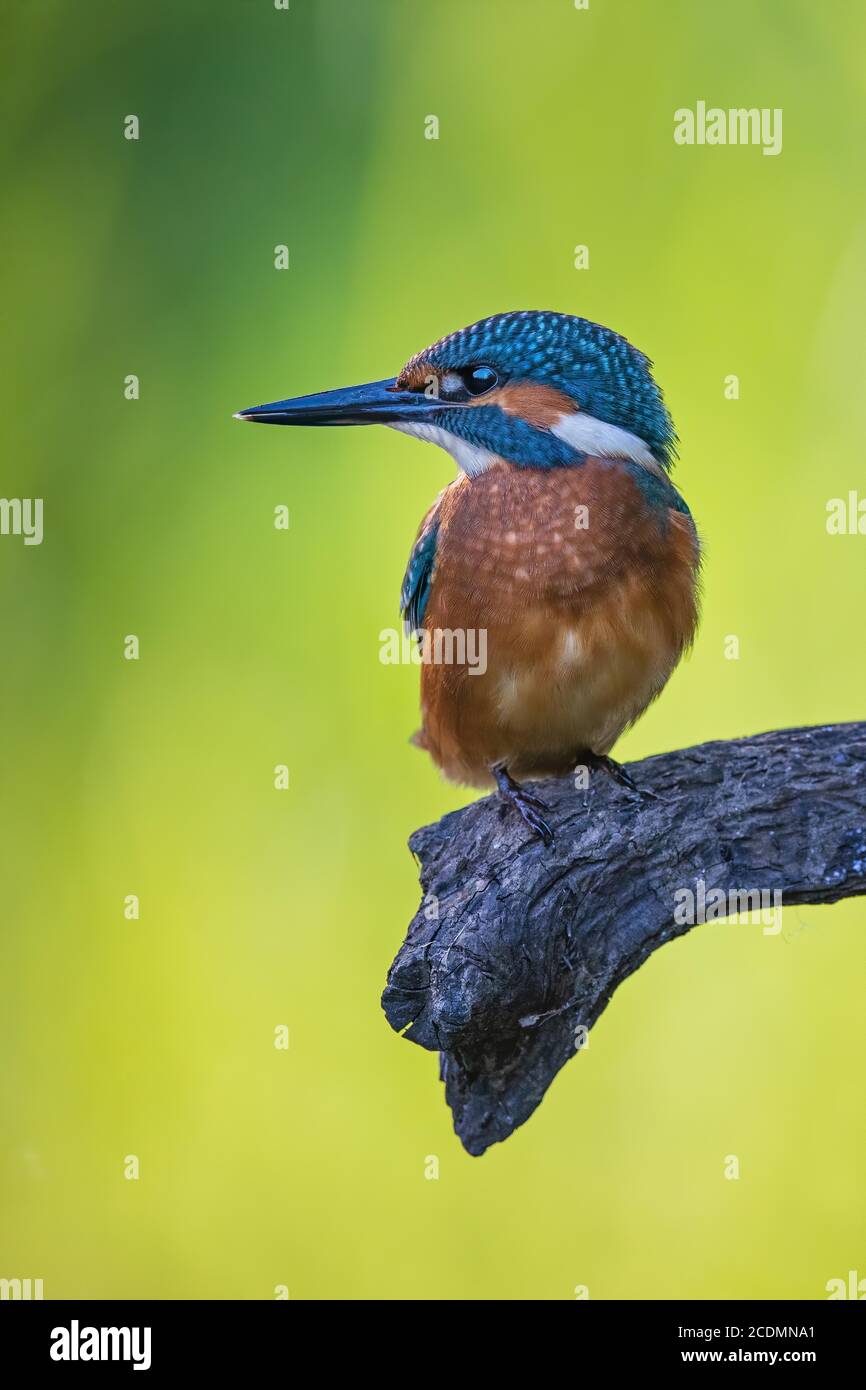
[235,311,701,845]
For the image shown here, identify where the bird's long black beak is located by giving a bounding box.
[234,376,440,427]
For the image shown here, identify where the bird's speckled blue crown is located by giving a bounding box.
[405,310,677,471]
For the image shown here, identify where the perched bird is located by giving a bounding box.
[235,311,700,844]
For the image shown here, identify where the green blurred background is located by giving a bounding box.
[1,0,864,1300]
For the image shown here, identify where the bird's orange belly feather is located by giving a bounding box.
[415,459,699,788]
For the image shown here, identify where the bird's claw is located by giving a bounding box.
[511,793,555,848]
[491,762,556,848]
[590,753,658,801]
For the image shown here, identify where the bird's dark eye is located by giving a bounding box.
[460,365,498,396]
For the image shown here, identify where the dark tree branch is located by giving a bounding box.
[381,723,866,1155]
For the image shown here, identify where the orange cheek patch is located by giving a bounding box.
[475,381,577,428]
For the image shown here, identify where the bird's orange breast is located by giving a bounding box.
[414,458,700,787]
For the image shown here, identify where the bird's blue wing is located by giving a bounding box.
[400,500,441,635]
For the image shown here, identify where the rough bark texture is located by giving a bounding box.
[381,724,866,1156]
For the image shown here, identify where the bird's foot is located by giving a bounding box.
[584,752,658,800]
[491,762,555,848]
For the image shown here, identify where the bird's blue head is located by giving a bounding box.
[236,310,676,475]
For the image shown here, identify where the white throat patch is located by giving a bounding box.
[388,421,499,477]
